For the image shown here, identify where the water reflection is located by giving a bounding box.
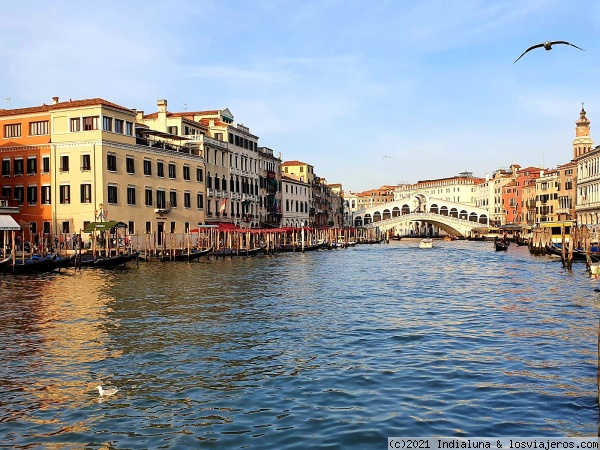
[0,241,598,447]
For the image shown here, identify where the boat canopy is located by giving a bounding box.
[83,221,128,232]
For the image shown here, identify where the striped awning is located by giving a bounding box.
[0,215,21,231]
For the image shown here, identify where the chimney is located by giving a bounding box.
[157,99,167,113]
[52,96,59,105]
[136,110,144,121]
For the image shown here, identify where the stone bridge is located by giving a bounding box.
[352,194,490,238]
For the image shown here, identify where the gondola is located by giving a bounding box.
[139,246,213,262]
[6,254,59,274]
[494,237,510,251]
[211,246,264,257]
[74,252,139,268]
[0,254,12,270]
[53,253,77,269]
[545,243,600,262]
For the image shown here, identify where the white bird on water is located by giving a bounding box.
[96,385,119,397]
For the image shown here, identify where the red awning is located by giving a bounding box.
[216,222,240,231]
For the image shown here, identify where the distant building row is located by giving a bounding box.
[0,97,344,237]
[344,106,598,229]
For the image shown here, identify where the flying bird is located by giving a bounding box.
[514,41,584,63]
[382,156,391,159]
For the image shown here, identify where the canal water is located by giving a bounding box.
[0,240,598,448]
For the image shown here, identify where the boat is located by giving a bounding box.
[74,252,139,268]
[211,246,264,257]
[53,253,77,269]
[139,246,213,262]
[0,254,12,269]
[419,238,433,249]
[6,254,59,274]
[277,242,321,252]
[545,243,600,262]
[494,237,510,251]
[442,234,457,241]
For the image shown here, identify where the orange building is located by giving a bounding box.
[0,104,53,237]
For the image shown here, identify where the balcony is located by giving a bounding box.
[208,189,215,197]
[154,201,172,214]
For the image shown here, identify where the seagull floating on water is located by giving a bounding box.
[513,40,584,63]
[96,385,119,396]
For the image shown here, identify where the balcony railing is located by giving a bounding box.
[154,201,172,214]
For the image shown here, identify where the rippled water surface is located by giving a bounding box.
[0,240,598,448]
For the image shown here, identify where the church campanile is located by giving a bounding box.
[573,104,593,159]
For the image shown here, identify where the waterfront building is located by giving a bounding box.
[327,183,344,228]
[572,106,600,226]
[514,166,544,226]
[139,101,262,228]
[393,172,484,206]
[556,160,576,222]
[475,167,516,226]
[342,190,359,227]
[0,97,208,240]
[356,186,395,211]
[280,175,310,227]
[534,169,559,223]
[257,147,282,228]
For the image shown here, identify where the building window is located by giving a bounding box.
[60,155,69,172]
[145,188,153,206]
[125,122,133,136]
[2,159,10,176]
[107,154,117,172]
[62,221,70,234]
[14,186,24,205]
[183,165,190,181]
[103,116,113,131]
[80,183,91,203]
[42,156,50,173]
[29,121,49,136]
[29,222,37,234]
[115,119,124,134]
[184,192,191,208]
[170,222,176,233]
[83,116,99,131]
[41,185,51,204]
[59,185,70,204]
[170,190,177,208]
[27,157,37,175]
[156,190,166,209]
[43,221,50,234]
[167,126,178,135]
[196,167,203,182]
[157,161,164,178]
[127,186,136,205]
[81,154,91,171]
[128,221,134,234]
[126,156,135,174]
[27,185,37,205]
[197,193,204,209]
[4,124,21,138]
[2,186,10,199]
[108,185,118,204]
[70,118,81,132]
[168,163,176,179]
[146,221,151,233]
[14,159,23,175]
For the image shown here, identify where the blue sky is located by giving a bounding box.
[1,1,598,192]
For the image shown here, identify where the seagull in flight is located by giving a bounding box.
[96,385,119,397]
[514,41,584,63]
[382,155,391,159]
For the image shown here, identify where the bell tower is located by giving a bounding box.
[573,103,593,159]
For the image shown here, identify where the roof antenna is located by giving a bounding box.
[183,103,187,111]
[5,96,10,108]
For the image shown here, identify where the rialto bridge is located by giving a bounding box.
[352,194,491,238]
